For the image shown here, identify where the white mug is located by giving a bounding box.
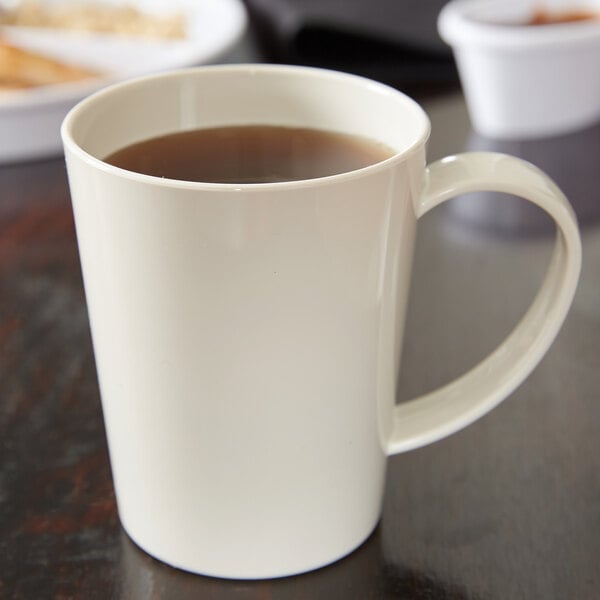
[61,65,581,579]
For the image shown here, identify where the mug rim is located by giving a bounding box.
[61,64,431,192]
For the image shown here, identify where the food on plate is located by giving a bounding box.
[0,39,97,90]
[0,2,187,92]
[0,1,186,39]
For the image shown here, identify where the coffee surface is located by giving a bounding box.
[104,125,395,184]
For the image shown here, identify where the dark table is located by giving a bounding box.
[1,90,599,599]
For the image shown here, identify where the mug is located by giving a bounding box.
[61,65,581,579]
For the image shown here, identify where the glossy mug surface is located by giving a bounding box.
[61,65,581,579]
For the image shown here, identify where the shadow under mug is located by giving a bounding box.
[61,65,581,579]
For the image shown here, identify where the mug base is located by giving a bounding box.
[120,516,381,580]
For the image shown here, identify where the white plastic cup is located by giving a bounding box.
[439,0,600,139]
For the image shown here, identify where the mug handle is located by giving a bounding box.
[388,152,582,454]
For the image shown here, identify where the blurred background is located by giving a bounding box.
[2,2,600,599]
[241,0,458,94]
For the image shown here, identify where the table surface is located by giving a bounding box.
[2,79,600,598]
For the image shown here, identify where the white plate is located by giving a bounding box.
[0,0,248,163]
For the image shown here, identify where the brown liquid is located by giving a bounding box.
[527,10,598,25]
[104,125,395,184]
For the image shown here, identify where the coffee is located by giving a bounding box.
[104,125,395,184]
